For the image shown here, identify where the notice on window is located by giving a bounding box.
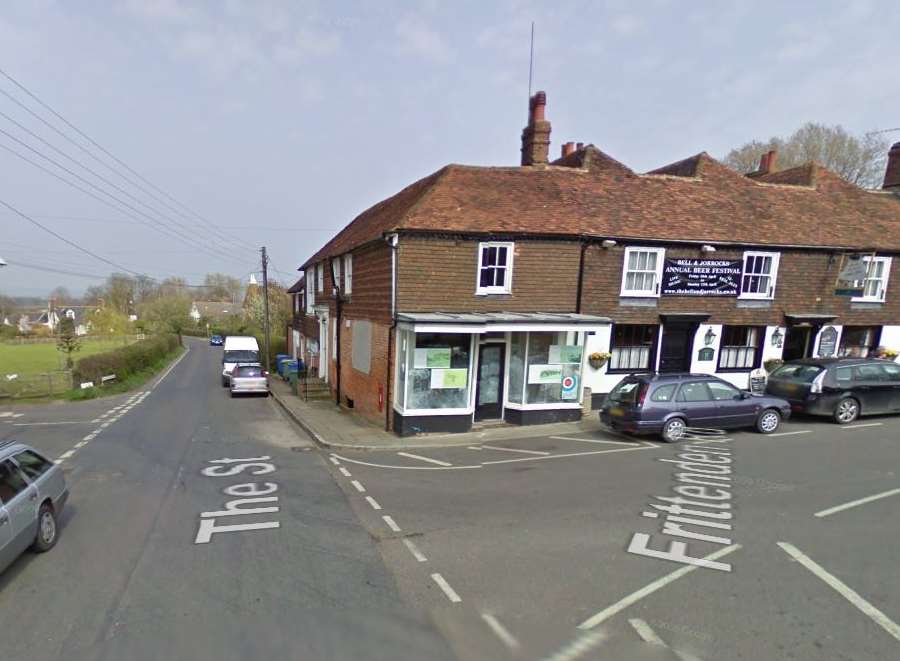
[561,369,579,400]
[414,347,452,369]
[661,259,741,296]
[834,254,869,297]
[528,364,563,384]
[549,345,583,364]
[430,368,468,389]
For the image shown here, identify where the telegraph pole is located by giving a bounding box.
[261,246,271,370]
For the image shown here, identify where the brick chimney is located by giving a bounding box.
[883,142,900,189]
[757,149,778,175]
[521,91,551,166]
[561,141,576,158]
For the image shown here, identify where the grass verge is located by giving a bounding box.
[64,345,186,401]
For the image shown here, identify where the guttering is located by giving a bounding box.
[329,257,343,408]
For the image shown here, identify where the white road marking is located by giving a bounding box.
[467,446,483,450]
[57,450,75,460]
[152,346,189,389]
[329,456,341,465]
[13,421,93,426]
[338,467,352,477]
[350,480,366,493]
[768,430,812,437]
[578,544,741,630]
[100,422,110,428]
[382,515,402,532]
[778,541,900,643]
[840,422,883,430]
[397,452,453,467]
[333,454,481,470]
[483,445,655,466]
[431,573,462,603]
[541,631,607,661]
[402,538,427,562]
[482,613,520,651]
[481,444,550,455]
[365,496,382,510]
[629,618,666,645]
[551,435,636,446]
[74,441,88,448]
[814,487,900,518]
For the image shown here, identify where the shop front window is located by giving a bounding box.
[525,331,583,405]
[507,332,526,404]
[406,333,471,410]
[395,330,409,409]
[838,326,879,357]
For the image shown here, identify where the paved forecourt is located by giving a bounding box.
[326,411,900,660]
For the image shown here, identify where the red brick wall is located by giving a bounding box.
[336,318,391,426]
[581,243,900,325]
[397,236,581,312]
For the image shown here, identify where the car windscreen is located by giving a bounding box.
[769,364,825,383]
[234,366,263,377]
[607,380,642,404]
[224,350,259,363]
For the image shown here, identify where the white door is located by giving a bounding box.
[318,314,329,381]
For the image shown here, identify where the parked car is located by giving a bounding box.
[600,373,791,442]
[0,441,68,574]
[230,364,269,397]
[222,336,260,386]
[209,335,224,346]
[765,358,900,424]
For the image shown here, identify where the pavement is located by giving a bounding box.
[0,337,452,661]
[269,376,608,450]
[5,337,900,660]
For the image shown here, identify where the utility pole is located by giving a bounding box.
[261,246,271,371]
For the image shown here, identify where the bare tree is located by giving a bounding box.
[203,273,243,302]
[722,123,890,188]
[49,286,73,306]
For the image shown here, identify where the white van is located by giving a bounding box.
[221,336,261,386]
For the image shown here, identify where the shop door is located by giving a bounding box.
[782,327,811,361]
[475,344,505,421]
[659,324,695,373]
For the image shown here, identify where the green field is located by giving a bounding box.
[0,337,135,376]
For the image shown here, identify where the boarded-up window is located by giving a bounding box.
[351,320,372,374]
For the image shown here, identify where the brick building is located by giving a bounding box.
[290,92,900,436]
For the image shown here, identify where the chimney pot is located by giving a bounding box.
[758,152,769,173]
[576,142,584,150]
[883,141,900,189]
[521,90,551,166]
[766,149,778,173]
[562,141,576,157]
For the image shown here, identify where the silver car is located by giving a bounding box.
[0,441,68,574]
[229,364,269,397]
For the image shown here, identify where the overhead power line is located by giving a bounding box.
[0,67,253,253]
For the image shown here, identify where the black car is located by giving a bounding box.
[600,373,791,442]
[765,358,900,424]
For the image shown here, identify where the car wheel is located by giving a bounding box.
[32,503,58,553]
[756,409,781,434]
[834,397,860,424]
[661,418,687,443]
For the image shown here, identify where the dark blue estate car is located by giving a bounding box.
[600,373,791,442]
[209,335,224,346]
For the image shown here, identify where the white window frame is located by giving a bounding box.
[344,254,353,295]
[852,256,892,303]
[619,247,665,298]
[332,257,341,294]
[739,251,780,300]
[476,241,514,295]
[305,268,315,314]
[316,263,324,293]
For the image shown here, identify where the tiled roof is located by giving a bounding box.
[301,146,900,268]
[192,301,238,318]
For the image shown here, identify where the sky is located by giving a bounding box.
[0,0,898,297]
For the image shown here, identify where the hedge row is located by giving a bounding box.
[73,334,180,385]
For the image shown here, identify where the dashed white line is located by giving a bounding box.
[402,538,427,562]
[74,441,88,449]
[365,496,382,510]
[767,430,812,437]
[382,515,402,532]
[431,573,462,603]
[338,467,352,477]
[467,446,483,451]
[57,450,75,460]
[578,544,741,630]
[329,456,341,465]
[397,452,453,467]
[541,631,607,661]
[778,541,900,643]
[814,487,900,518]
[482,613,520,651]
[551,435,636,446]
[350,480,366,493]
[840,422,883,430]
[481,444,550,456]
[629,618,666,645]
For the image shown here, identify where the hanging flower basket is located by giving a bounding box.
[588,352,610,369]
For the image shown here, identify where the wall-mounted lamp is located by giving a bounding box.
[704,327,717,346]
[700,244,716,253]
[601,239,617,249]
[771,327,784,348]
